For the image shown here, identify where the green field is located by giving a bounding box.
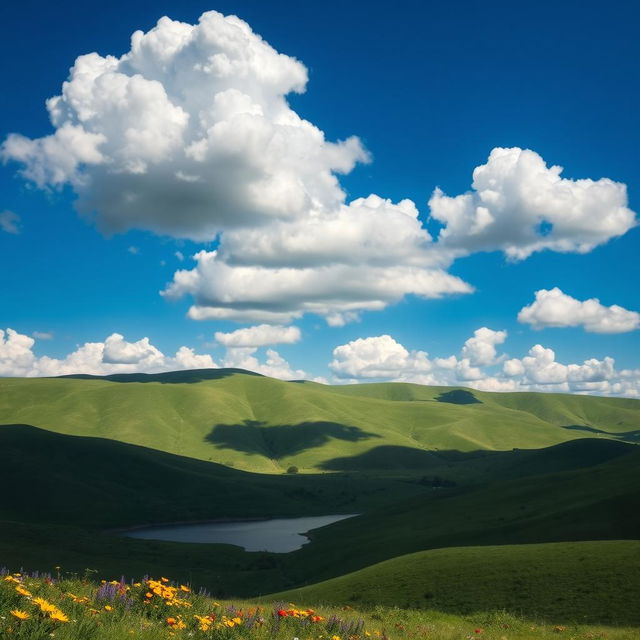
[1,369,638,630]
[1,370,638,473]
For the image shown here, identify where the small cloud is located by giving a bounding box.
[0,210,21,234]
[128,246,139,255]
[33,331,54,340]
[175,251,184,261]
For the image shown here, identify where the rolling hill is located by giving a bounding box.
[0,369,638,474]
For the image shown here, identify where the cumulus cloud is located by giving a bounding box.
[3,14,636,328]
[215,324,300,348]
[330,335,433,381]
[429,147,637,260]
[1,11,367,240]
[0,210,21,234]
[163,236,471,325]
[329,329,639,397]
[0,328,312,381]
[1,11,472,325]
[0,328,217,377]
[518,287,640,333]
[461,327,507,366]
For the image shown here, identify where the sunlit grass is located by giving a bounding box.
[1,569,638,640]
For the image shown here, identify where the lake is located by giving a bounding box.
[122,514,357,552]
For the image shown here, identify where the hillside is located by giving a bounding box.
[274,540,640,624]
[0,369,638,473]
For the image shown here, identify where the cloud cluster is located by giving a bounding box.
[0,327,310,381]
[429,147,636,260]
[518,288,640,333]
[329,329,640,397]
[0,328,218,377]
[1,11,366,240]
[2,13,637,328]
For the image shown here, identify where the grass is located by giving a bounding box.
[273,540,640,625]
[1,370,639,635]
[1,569,639,640]
[0,370,638,473]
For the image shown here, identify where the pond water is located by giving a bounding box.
[122,514,357,553]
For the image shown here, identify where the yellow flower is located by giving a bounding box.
[232,617,242,625]
[180,584,190,592]
[15,585,32,596]
[49,610,70,623]
[104,605,113,611]
[10,609,30,620]
[33,598,57,614]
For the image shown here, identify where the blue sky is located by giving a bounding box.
[1,0,638,395]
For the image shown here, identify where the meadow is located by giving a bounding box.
[1,370,639,636]
[2,569,639,640]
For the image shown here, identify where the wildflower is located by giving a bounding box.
[180,585,190,592]
[15,585,32,597]
[49,610,69,623]
[104,605,113,611]
[34,598,58,614]
[278,610,288,617]
[10,610,30,620]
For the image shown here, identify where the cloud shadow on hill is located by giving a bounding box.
[435,390,482,405]
[205,420,381,458]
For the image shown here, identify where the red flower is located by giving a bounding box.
[277,610,288,617]
[474,630,482,634]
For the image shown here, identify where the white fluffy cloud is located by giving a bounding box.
[518,287,640,333]
[461,327,507,366]
[0,328,217,377]
[429,147,636,260]
[330,335,433,380]
[1,11,367,240]
[0,210,20,234]
[215,324,301,348]
[163,214,471,325]
[329,329,640,397]
[0,328,311,382]
[3,14,637,328]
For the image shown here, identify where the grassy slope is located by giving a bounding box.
[0,424,428,528]
[3,571,638,640]
[0,426,637,603]
[283,446,640,585]
[275,540,640,625]
[0,371,638,473]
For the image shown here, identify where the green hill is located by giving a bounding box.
[274,540,640,625]
[0,370,638,473]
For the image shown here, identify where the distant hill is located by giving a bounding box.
[0,369,638,473]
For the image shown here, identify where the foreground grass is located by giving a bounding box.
[1,570,638,640]
[275,541,640,625]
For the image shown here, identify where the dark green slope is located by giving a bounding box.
[0,424,427,528]
[284,446,640,586]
